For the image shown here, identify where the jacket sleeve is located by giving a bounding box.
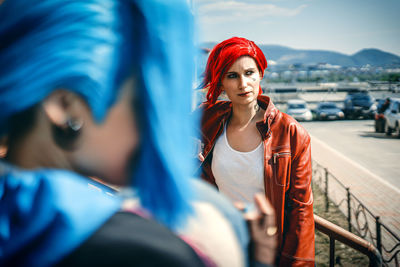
[279,134,315,267]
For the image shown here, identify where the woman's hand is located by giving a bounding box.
[236,193,277,266]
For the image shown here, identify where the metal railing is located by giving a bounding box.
[314,214,382,267]
[312,160,400,266]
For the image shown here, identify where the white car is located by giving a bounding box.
[285,99,313,121]
[385,98,400,138]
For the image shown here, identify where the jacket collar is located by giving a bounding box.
[256,95,280,139]
[201,95,280,144]
[0,160,121,266]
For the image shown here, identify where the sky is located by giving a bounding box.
[192,0,400,56]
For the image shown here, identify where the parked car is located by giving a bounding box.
[343,92,376,119]
[285,99,313,121]
[374,98,390,133]
[315,102,344,120]
[384,98,400,137]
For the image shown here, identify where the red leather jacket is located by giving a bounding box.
[199,95,315,266]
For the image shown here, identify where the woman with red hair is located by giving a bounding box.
[198,37,315,266]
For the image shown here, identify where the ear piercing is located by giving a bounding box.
[52,117,83,151]
[66,117,83,132]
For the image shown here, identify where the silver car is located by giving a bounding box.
[285,99,313,121]
[385,98,400,137]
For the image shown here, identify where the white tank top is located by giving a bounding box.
[211,124,265,205]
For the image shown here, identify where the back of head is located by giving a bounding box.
[0,0,136,133]
[202,37,268,104]
[0,0,197,229]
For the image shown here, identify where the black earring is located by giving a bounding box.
[52,117,83,151]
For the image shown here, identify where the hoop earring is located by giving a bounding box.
[52,117,83,151]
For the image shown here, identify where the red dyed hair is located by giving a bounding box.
[202,37,267,104]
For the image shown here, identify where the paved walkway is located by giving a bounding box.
[310,134,400,262]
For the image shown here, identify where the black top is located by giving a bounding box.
[57,212,205,267]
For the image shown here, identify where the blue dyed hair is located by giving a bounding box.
[0,0,197,229]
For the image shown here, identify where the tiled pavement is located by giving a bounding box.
[311,135,400,231]
[310,134,400,263]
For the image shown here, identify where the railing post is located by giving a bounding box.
[325,168,329,212]
[347,187,352,232]
[376,216,382,255]
[329,237,335,267]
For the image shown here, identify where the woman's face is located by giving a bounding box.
[70,78,140,186]
[220,56,262,106]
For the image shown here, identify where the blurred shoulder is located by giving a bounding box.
[58,211,205,267]
[177,179,248,267]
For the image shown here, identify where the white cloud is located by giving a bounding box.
[195,1,307,25]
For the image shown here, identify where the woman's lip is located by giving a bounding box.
[238,92,251,96]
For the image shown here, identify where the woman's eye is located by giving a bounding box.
[227,73,237,79]
[245,70,254,76]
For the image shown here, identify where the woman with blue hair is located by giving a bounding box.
[0,0,278,265]
[0,0,234,265]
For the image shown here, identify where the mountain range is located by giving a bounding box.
[201,42,400,67]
